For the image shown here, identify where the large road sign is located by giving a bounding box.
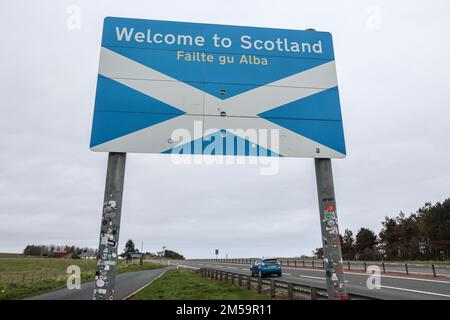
[90,17,346,158]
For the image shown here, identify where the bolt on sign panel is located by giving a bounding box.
[90,17,346,158]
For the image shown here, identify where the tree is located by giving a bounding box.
[313,247,324,259]
[379,216,400,260]
[417,200,450,260]
[355,228,378,260]
[341,229,356,260]
[123,239,135,255]
[164,250,185,260]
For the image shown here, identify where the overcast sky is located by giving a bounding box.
[1,0,449,258]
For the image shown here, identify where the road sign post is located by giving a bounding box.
[314,158,348,300]
[93,152,126,300]
[90,17,348,300]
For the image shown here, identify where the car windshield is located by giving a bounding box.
[263,259,278,265]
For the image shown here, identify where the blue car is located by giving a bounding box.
[250,258,282,277]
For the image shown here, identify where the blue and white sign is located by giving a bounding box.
[90,17,346,158]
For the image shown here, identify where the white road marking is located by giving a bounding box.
[283,273,292,276]
[279,266,450,284]
[380,285,450,298]
[298,275,325,280]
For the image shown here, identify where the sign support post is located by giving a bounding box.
[93,152,127,300]
[314,158,348,300]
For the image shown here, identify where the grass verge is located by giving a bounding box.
[131,269,270,300]
[0,256,164,300]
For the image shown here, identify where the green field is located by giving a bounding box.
[0,255,164,300]
[131,269,270,300]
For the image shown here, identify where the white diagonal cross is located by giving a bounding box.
[93,47,343,158]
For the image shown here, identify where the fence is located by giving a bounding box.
[197,267,377,300]
[190,258,450,278]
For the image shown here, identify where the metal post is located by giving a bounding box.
[432,264,436,277]
[314,158,348,300]
[310,287,318,300]
[93,152,126,300]
[270,280,276,298]
[382,262,386,273]
[287,283,293,300]
[405,263,409,275]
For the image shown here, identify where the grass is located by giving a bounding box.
[0,255,164,300]
[131,269,270,300]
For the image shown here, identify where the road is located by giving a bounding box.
[173,260,450,300]
[26,267,172,300]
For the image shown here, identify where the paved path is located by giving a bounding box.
[26,267,173,300]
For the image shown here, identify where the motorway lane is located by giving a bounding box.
[177,261,450,300]
[26,267,173,300]
[339,261,450,277]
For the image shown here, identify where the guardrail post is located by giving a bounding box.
[225,272,229,283]
[270,280,275,298]
[322,260,325,269]
[432,264,437,277]
[247,276,251,290]
[220,272,223,281]
[294,260,297,267]
[310,287,318,300]
[303,260,305,268]
[405,263,409,275]
[257,277,262,294]
[231,273,235,284]
[364,262,367,272]
[312,261,315,269]
[348,261,350,270]
[239,274,242,287]
[288,283,293,300]
[382,262,385,273]
[287,260,290,267]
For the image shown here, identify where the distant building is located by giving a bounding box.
[51,251,71,259]
[80,249,96,260]
[130,252,143,259]
[157,250,165,257]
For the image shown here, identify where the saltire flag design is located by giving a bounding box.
[90,17,346,158]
